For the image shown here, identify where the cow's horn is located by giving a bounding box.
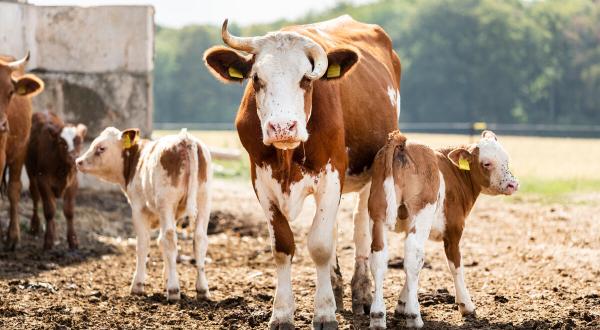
[221,19,258,53]
[5,51,30,71]
[304,42,327,80]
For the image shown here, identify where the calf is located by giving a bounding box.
[0,52,44,250]
[76,128,212,301]
[26,111,87,250]
[368,130,518,329]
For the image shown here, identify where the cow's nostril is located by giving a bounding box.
[288,121,297,131]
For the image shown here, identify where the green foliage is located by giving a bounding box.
[154,0,600,125]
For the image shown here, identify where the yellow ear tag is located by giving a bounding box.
[326,63,341,78]
[228,66,243,79]
[123,135,132,149]
[458,157,470,171]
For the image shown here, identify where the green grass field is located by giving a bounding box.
[154,130,600,199]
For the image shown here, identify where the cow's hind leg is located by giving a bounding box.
[309,167,341,329]
[402,204,435,328]
[6,161,24,250]
[443,226,475,316]
[193,184,211,299]
[351,184,373,315]
[158,208,180,301]
[330,252,344,312]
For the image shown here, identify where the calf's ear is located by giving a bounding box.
[323,47,359,80]
[448,148,474,170]
[12,74,44,97]
[120,128,140,149]
[481,130,497,141]
[203,46,254,83]
[76,124,88,139]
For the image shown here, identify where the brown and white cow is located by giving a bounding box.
[76,128,212,301]
[26,111,87,250]
[204,15,401,328]
[0,52,44,250]
[367,130,519,328]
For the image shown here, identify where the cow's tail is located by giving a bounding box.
[181,129,199,220]
[0,165,7,197]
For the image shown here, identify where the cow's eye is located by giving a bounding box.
[482,161,493,169]
[96,146,106,155]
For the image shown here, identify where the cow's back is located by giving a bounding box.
[285,16,401,175]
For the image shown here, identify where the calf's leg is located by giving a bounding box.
[38,181,57,251]
[63,183,78,249]
[443,227,475,316]
[28,175,41,236]
[403,205,435,328]
[351,183,373,315]
[193,184,211,299]
[158,208,180,301]
[369,215,388,329]
[131,207,150,295]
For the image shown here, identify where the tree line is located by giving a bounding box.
[154,0,600,126]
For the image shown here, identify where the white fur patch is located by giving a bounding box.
[60,126,77,152]
[383,175,397,230]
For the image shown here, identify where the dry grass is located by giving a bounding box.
[153,130,600,197]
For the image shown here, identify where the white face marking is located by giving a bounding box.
[253,33,316,148]
[60,126,77,152]
[477,138,518,195]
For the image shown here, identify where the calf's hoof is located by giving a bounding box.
[269,322,294,330]
[405,313,424,328]
[4,240,17,252]
[369,311,386,329]
[312,320,338,330]
[458,302,476,316]
[166,287,181,301]
[333,285,344,312]
[196,288,210,300]
[68,237,79,250]
[352,302,371,316]
[395,301,405,315]
[130,283,145,295]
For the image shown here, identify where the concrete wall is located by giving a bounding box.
[0,2,154,137]
[1,2,154,191]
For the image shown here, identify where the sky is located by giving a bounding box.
[30,0,374,28]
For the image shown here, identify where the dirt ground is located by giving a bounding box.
[0,179,599,329]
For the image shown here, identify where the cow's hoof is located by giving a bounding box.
[405,314,424,328]
[312,320,338,330]
[130,283,145,295]
[166,288,181,301]
[459,302,476,316]
[395,301,406,315]
[352,302,371,316]
[4,241,17,252]
[269,321,294,330]
[196,288,210,300]
[333,286,344,312]
[369,311,386,329]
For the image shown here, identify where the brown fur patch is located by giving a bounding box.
[197,145,207,182]
[122,142,144,187]
[269,203,295,257]
[160,141,188,187]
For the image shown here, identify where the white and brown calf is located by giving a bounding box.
[367,130,518,329]
[76,128,212,301]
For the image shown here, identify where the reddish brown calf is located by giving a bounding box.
[26,111,87,250]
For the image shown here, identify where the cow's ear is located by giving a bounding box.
[323,47,359,80]
[76,124,88,139]
[12,74,44,97]
[120,128,140,149]
[448,148,474,171]
[481,130,497,141]
[204,46,254,83]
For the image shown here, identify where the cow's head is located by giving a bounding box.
[76,127,138,184]
[204,20,358,150]
[58,123,88,160]
[0,52,44,133]
[448,130,519,195]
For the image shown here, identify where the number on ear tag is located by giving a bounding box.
[327,63,341,78]
[458,157,470,171]
[228,66,244,79]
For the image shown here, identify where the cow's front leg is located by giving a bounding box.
[158,208,180,301]
[309,167,341,329]
[6,161,24,250]
[130,207,150,296]
[403,205,435,328]
[351,183,373,315]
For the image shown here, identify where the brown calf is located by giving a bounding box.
[368,130,519,329]
[26,111,87,250]
[0,53,44,250]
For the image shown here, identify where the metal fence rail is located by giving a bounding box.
[154,122,600,138]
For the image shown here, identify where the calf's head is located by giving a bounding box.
[204,19,358,149]
[0,52,44,132]
[57,123,88,160]
[76,127,139,184]
[448,131,519,195]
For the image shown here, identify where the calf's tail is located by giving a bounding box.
[183,131,199,220]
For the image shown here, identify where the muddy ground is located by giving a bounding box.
[0,179,599,329]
